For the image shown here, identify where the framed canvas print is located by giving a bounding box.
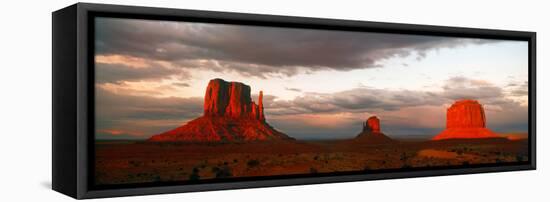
[52,3,536,199]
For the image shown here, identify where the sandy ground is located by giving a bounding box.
[95,138,528,185]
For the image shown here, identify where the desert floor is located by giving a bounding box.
[95,138,528,185]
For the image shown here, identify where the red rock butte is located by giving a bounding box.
[432,100,499,140]
[148,78,292,142]
[363,116,381,133]
[355,116,393,143]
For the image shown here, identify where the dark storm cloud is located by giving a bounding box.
[264,88,447,116]
[96,87,203,120]
[441,76,505,100]
[95,63,187,84]
[95,88,204,137]
[265,76,522,117]
[442,86,503,100]
[96,17,494,77]
[442,77,506,102]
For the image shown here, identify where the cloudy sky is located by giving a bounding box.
[94,17,529,140]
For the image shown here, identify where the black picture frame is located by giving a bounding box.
[52,3,536,199]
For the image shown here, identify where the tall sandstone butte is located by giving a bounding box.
[355,116,393,143]
[204,79,265,121]
[363,116,381,133]
[149,78,292,142]
[433,100,499,140]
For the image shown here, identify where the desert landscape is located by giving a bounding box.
[95,79,529,185]
[93,18,529,186]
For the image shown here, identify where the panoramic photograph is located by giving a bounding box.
[94,17,529,185]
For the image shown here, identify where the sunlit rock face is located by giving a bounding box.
[149,78,291,142]
[446,100,486,128]
[363,116,381,133]
[203,79,263,119]
[355,116,393,144]
[433,100,499,140]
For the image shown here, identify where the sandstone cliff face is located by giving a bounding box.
[258,91,265,121]
[149,78,291,142]
[203,79,265,121]
[204,78,230,116]
[363,116,381,133]
[446,100,486,128]
[433,100,499,140]
[355,116,393,143]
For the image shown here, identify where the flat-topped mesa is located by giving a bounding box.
[363,116,381,134]
[433,99,499,140]
[203,78,265,121]
[446,99,486,129]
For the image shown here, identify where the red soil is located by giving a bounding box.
[148,116,291,142]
